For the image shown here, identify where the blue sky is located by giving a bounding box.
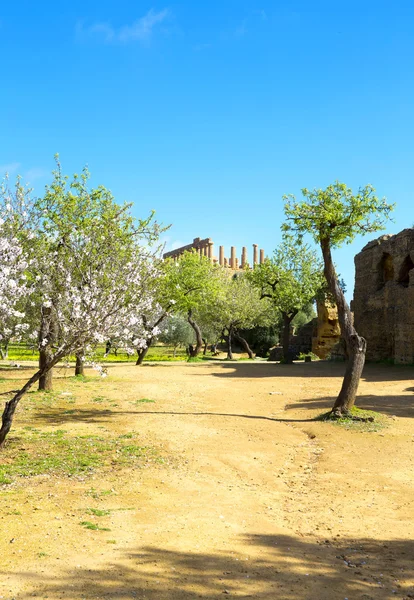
[1,1,413,298]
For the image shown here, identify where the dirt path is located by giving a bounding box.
[0,361,413,599]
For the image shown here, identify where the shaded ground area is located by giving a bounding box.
[0,360,413,599]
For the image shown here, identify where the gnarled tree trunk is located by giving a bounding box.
[38,306,58,391]
[75,352,85,376]
[136,345,150,365]
[227,325,234,360]
[38,346,54,391]
[0,353,62,447]
[281,311,298,364]
[321,239,366,415]
[187,309,203,356]
[234,330,254,359]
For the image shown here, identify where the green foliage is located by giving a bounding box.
[297,351,319,361]
[158,315,194,349]
[283,182,394,248]
[197,272,272,337]
[248,236,324,319]
[292,303,317,331]
[236,325,279,357]
[160,251,222,315]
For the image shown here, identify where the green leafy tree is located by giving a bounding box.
[248,237,323,363]
[283,182,394,415]
[199,273,272,359]
[158,315,194,357]
[160,251,221,356]
[34,161,162,386]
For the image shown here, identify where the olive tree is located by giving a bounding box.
[161,252,221,356]
[199,273,270,359]
[248,237,323,363]
[283,182,394,415]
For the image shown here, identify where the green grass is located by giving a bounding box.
[85,488,114,500]
[87,508,111,517]
[80,520,111,531]
[2,343,188,364]
[317,407,388,432]
[135,398,156,404]
[0,429,158,485]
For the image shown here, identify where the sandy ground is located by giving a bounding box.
[0,360,413,600]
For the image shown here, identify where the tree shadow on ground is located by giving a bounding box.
[32,408,117,424]
[207,361,414,384]
[285,394,414,419]
[5,534,413,599]
[31,407,318,426]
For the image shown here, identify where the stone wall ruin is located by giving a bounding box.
[353,228,414,364]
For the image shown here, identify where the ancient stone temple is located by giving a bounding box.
[353,228,414,364]
[163,237,266,269]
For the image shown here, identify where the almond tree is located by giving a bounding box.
[283,182,394,415]
[0,164,162,446]
[0,176,38,358]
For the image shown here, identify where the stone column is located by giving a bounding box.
[235,258,239,269]
[224,258,228,267]
[230,246,236,269]
[208,242,214,261]
[253,244,258,265]
[241,246,247,268]
[260,249,265,264]
[219,246,224,266]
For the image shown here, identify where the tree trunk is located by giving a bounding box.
[75,352,85,376]
[187,310,203,356]
[281,312,297,364]
[0,353,62,447]
[38,347,54,391]
[227,325,234,360]
[321,239,367,415]
[38,306,57,391]
[234,330,254,359]
[0,341,9,360]
[202,339,208,356]
[136,345,150,365]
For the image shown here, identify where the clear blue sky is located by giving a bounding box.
[1,1,413,298]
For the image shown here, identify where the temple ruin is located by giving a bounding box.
[353,228,414,364]
[163,237,266,269]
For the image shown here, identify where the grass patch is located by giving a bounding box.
[85,488,115,499]
[87,508,111,517]
[316,407,388,432]
[80,520,111,531]
[135,398,155,404]
[70,375,95,383]
[0,429,158,485]
[3,343,188,364]
[92,396,109,403]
